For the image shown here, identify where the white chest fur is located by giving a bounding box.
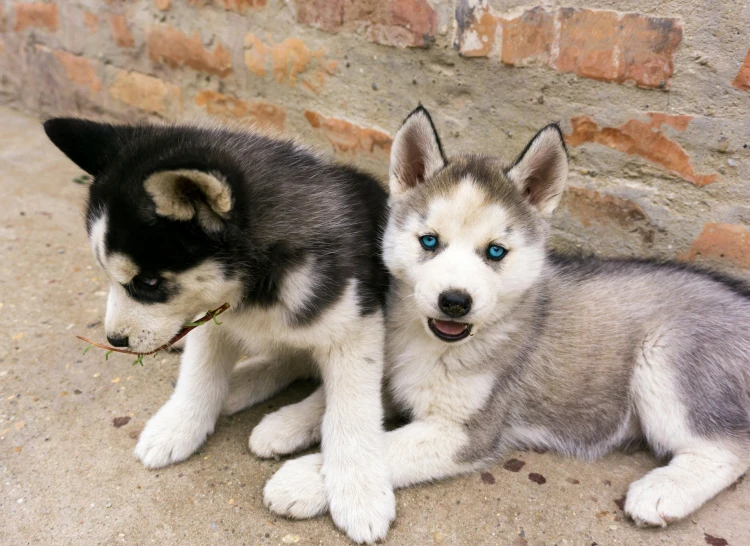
[387,329,495,424]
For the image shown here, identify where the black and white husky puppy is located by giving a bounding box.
[44,119,395,543]
[256,106,750,530]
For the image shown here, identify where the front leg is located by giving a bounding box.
[135,324,239,469]
[265,418,480,518]
[304,312,395,543]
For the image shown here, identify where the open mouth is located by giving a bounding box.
[428,318,472,342]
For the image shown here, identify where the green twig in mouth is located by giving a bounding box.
[76,303,231,364]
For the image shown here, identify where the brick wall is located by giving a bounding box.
[1,0,748,276]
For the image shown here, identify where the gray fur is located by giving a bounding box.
[458,257,750,463]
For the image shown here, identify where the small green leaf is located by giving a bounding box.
[184,320,207,327]
[105,350,113,361]
[72,174,92,185]
[212,313,223,326]
[132,354,144,367]
[83,344,93,355]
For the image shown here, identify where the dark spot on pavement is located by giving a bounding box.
[603,479,612,486]
[566,478,580,485]
[481,472,496,484]
[113,416,131,428]
[503,458,525,472]
[74,389,82,395]
[86,321,102,329]
[528,473,546,485]
[704,534,728,546]
[614,495,626,511]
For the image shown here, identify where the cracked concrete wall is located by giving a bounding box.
[0,0,748,276]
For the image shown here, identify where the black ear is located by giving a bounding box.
[43,118,134,176]
[506,124,569,216]
[389,105,447,197]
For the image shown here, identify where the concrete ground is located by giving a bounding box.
[0,105,747,546]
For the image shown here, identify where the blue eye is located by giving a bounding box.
[420,235,438,250]
[487,245,507,261]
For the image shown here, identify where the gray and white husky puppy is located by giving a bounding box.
[43,118,395,544]
[258,106,750,530]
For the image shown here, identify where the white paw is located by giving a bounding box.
[249,407,321,459]
[326,460,396,544]
[134,401,214,469]
[264,454,328,519]
[625,469,692,527]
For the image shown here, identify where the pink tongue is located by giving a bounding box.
[433,319,467,336]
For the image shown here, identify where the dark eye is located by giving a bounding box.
[135,275,161,289]
[419,235,438,250]
[487,245,507,261]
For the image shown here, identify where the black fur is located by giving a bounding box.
[44,119,389,321]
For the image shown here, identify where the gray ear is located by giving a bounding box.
[144,169,232,232]
[389,106,447,197]
[506,124,569,216]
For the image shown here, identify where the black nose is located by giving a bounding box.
[107,334,129,348]
[438,291,472,318]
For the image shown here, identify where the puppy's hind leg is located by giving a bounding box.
[625,442,746,527]
[249,385,325,458]
[626,331,749,526]
[222,352,317,416]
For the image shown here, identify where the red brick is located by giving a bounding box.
[52,50,101,92]
[109,70,182,116]
[454,2,498,58]
[244,34,268,77]
[565,114,717,187]
[14,2,59,32]
[500,6,554,66]
[148,25,232,78]
[194,90,285,131]
[305,111,391,155]
[732,49,750,91]
[555,8,620,82]
[561,186,654,244]
[83,11,99,32]
[616,13,683,89]
[454,3,681,89]
[109,14,134,48]
[556,9,682,88]
[679,224,750,268]
[296,0,343,31]
[296,0,437,47]
[271,38,323,86]
[244,34,335,93]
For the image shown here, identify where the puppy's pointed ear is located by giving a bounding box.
[144,169,232,232]
[389,106,447,197]
[506,124,569,216]
[43,118,134,176]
